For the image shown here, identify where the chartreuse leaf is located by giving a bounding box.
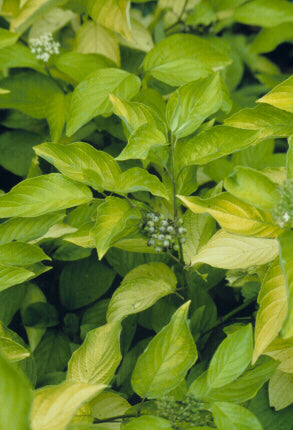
[253,259,287,364]
[269,370,293,411]
[210,401,263,430]
[115,168,168,199]
[178,193,282,238]
[0,212,65,245]
[158,0,189,27]
[107,262,177,322]
[122,415,172,429]
[287,135,293,180]
[0,242,50,266]
[257,75,293,114]
[85,0,132,41]
[190,230,279,269]
[66,68,141,136]
[67,321,121,384]
[0,352,32,430]
[91,197,141,259]
[0,43,43,72]
[177,126,260,170]
[0,322,30,363]
[0,265,35,293]
[251,22,293,54]
[143,34,231,86]
[189,356,278,404]
[90,390,130,422]
[207,324,253,389]
[34,142,121,191]
[131,301,197,399]
[234,0,293,28]
[30,380,105,430]
[224,104,293,140]
[54,52,115,84]
[0,174,92,218]
[279,230,293,338]
[224,166,279,212]
[11,0,68,33]
[0,27,18,48]
[264,337,293,373]
[166,73,231,139]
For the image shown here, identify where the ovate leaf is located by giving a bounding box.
[31,381,105,430]
[0,27,18,48]
[143,34,231,86]
[253,259,287,363]
[269,370,293,411]
[279,230,293,338]
[224,166,279,212]
[67,321,121,384]
[178,193,281,238]
[190,230,279,269]
[131,301,197,398]
[0,265,35,293]
[66,68,140,136]
[91,197,141,259]
[122,415,172,429]
[257,75,293,114]
[0,352,32,430]
[115,168,168,199]
[210,402,263,430]
[234,0,293,28]
[0,322,30,363]
[251,23,293,54]
[107,262,177,322]
[0,242,50,266]
[207,324,253,389]
[0,174,92,218]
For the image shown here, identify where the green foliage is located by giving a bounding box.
[0,0,292,428]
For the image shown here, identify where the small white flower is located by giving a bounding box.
[29,32,60,63]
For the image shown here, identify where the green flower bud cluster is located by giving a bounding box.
[273,179,293,228]
[156,395,214,429]
[140,212,187,253]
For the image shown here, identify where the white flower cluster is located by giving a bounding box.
[29,33,60,63]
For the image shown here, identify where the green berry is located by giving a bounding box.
[180,237,186,243]
[178,227,186,235]
[163,240,170,247]
[173,244,179,251]
[147,239,156,246]
[155,246,163,252]
[158,234,165,241]
[167,226,174,233]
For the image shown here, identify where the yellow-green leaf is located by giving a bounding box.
[279,230,293,338]
[269,370,293,411]
[257,74,293,114]
[264,337,293,373]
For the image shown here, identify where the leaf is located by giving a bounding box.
[269,370,293,411]
[0,174,92,218]
[11,0,68,33]
[278,230,293,338]
[54,52,114,84]
[0,43,43,72]
[80,299,109,340]
[0,27,18,48]
[117,124,168,161]
[131,301,197,398]
[66,68,141,136]
[115,168,168,199]
[122,415,172,429]
[224,103,293,140]
[31,380,105,430]
[189,356,278,404]
[118,16,154,52]
[67,321,122,384]
[234,0,293,28]
[253,259,287,364]
[74,21,120,66]
[143,34,231,86]
[28,6,75,39]
[177,126,260,170]
[178,193,282,238]
[224,166,280,212]
[91,197,141,259]
[0,284,27,326]
[85,0,132,41]
[251,23,293,54]
[59,255,115,310]
[210,401,263,430]
[0,352,32,430]
[0,265,35,293]
[107,262,177,322]
[264,337,293,373]
[22,302,59,328]
[166,73,231,139]
[207,324,253,389]
[190,229,279,269]
[0,131,43,177]
[0,322,30,362]
[257,75,293,114]
[35,142,121,192]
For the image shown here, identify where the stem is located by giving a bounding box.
[170,134,178,220]
[201,297,256,336]
[45,65,65,93]
[94,413,145,424]
[165,0,188,32]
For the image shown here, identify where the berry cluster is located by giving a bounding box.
[29,33,60,63]
[273,179,293,228]
[140,212,186,253]
[156,395,214,429]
